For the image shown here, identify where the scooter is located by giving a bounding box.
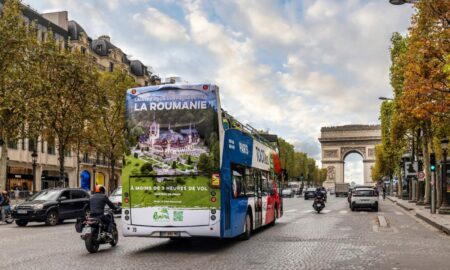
[76,209,120,253]
[1,206,14,224]
[313,196,325,213]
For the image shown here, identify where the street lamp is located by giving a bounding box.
[389,0,418,5]
[439,138,449,214]
[31,151,38,194]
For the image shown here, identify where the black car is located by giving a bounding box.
[304,188,317,200]
[12,188,90,227]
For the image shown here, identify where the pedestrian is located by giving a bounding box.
[13,185,20,204]
[1,191,11,224]
[382,185,386,200]
[0,191,4,224]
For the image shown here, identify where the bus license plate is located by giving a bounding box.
[160,231,180,237]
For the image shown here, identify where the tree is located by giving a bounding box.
[89,69,134,190]
[37,36,98,185]
[0,0,38,190]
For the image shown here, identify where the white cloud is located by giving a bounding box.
[133,7,190,43]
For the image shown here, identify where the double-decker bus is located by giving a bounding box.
[122,84,283,239]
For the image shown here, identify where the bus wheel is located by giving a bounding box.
[241,213,252,240]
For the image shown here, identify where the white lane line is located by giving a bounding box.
[304,210,315,213]
[339,210,348,214]
[284,209,297,213]
[321,210,331,214]
[395,211,404,216]
[359,211,368,214]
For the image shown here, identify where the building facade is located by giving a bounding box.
[0,1,161,194]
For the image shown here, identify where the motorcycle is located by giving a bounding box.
[1,206,14,224]
[76,209,119,253]
[313,196,325,213]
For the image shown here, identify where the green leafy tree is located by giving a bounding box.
[0,0,38,190]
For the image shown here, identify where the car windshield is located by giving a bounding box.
[29,190,61,201]
[111,187,122,196]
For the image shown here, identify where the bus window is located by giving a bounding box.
[231,164,246,198]
[261,171,269,196]
[245,168,255,197]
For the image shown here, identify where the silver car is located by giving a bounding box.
[108,186,122,214]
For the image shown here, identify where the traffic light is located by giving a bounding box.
[430,153,436,172]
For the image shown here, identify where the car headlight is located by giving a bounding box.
[33,204,44,210]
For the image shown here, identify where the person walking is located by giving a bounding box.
[382,185,386,200]
[0,191,4,224]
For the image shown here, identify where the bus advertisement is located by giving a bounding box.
[122,84,282,239]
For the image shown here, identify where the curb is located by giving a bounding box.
[415,212,450,235]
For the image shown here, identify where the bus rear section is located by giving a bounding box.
[122,84,222,238]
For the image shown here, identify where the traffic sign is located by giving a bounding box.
[418,171,425,181]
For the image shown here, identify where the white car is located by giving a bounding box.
[282,188,294,198]
[350,188,378,212]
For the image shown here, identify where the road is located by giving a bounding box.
[1,196,450,270]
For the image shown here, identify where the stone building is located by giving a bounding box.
[0,1,161,194]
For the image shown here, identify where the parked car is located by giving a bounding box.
[304,188,317,200]
[350,188,378,212]
[282,188,294,198]
[108,186,122,214]
[12,188,90,227]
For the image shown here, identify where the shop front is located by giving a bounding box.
[41,170,69,189]
[7,166,33,191]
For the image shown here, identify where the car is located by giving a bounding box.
[350,188,379,212]
[108,186,122,214]
[304,188,317,200]
[282,188,294,198]
[12,188,90,227]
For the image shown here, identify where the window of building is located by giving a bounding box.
[81,46,86,55]
[41,31,45,42]
[47,138,55,155]
[83,153,89,163]
[64,148,71,157]
[145,81,148,86]
[7,140,18,150]
[21,138,25,150]
[28,138,36,152]
[109,62,114,72]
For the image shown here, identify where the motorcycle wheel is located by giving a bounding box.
[110,226,119,247]
[5,216,14,224]
[85,234,100,253]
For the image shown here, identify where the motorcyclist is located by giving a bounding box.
[89,185,118,237]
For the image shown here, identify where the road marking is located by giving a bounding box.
[304,210,315,213]
[284,209,297,213]
[359,211,368,214]
[395,211,404,216]
[339,210,348,214]
[321,210,331,214]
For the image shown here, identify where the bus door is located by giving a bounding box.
[254,170,263,228]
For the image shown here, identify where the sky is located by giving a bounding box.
[25,0,414,166]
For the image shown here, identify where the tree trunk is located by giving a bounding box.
[58,141,66,188]
[0,138,8,190]
[111,156,116,193]
[423,129,431,205]
[76,137,81,188]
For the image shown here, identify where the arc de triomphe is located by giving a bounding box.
[318,125,381,189]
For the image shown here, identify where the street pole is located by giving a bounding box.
[31,150,38,194]
[431,171,436,214]
[438,138,449,214]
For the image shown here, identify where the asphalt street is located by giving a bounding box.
[1,195,450,270]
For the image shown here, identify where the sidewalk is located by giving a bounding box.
[387,196,450,235]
